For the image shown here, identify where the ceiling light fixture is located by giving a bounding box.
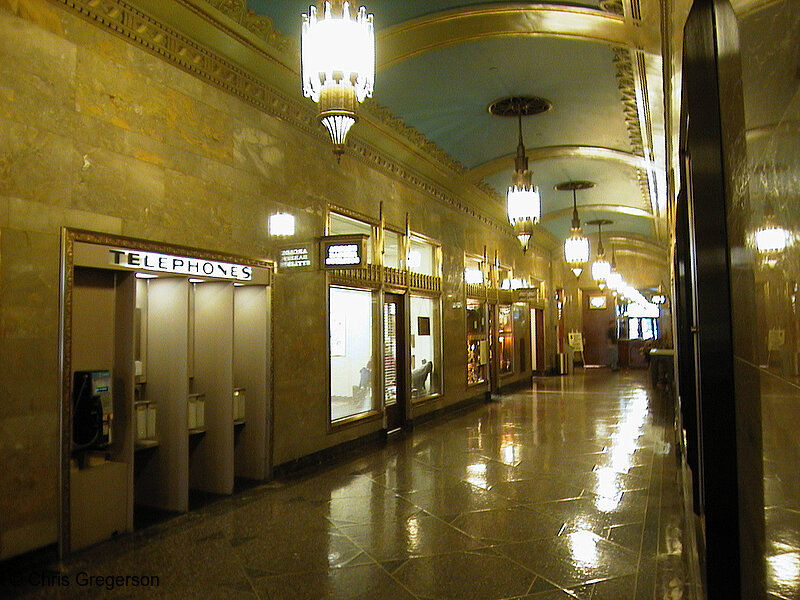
[557,181,593,278]
[488,96,551,252]
[587,219,613,289]
[301,1,374,160]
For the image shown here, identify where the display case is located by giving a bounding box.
[467,299,488,385]
[498,304,514,375]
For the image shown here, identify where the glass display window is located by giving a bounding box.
[467,298,488,385]
[383,230,402,269]
[464,255,485,285]
[410,295,441,399]
[329,286,376,422]
[329,212,374,264]
[407,234,439,276]
[497,266,512,289]
[628,317,659,341]
[498,304,514,375]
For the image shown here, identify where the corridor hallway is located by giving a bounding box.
[3,370,697,599]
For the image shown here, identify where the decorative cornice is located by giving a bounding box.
[202,0,296,54]
[600,0,625,17]
[611,46,654,213]
[47,0,522,243]
[364,99,466,176]
[612,46,645,157]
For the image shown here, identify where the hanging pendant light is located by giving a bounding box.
[606,244,623,293]
[301,1,375,160]
[557,181,593,277]
[587,219,613,289]
[488,96,551,252]
[606,244,622,295]
[506,107,540,252]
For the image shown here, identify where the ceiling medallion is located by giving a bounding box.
[554,181,596,192]
[487,96,552,118]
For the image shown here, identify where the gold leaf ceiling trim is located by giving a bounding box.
[377,4,655,70]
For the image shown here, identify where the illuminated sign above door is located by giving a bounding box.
[320,234,368,269]
[108,249,253,280]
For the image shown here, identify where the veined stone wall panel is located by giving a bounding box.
[0,2,550,558]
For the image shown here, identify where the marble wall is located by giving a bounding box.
[734,1,800,597]
[0,4,550,559]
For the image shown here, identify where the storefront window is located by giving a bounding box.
[628,317,658,341]
[497,266,512,289]
[329,212,373,264]
[410,295,441,398]
[464,256,485,285]
[329,286,375,422]
[384,230,401,269]
[467,299,488,384]
[498,304,514,375]
[408,235,437,276]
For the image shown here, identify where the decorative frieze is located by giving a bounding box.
[612,45,655,212]
[48,0,515,240]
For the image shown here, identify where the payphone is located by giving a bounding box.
[72,370,114,453]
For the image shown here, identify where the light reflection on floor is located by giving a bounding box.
[1,369,701,600]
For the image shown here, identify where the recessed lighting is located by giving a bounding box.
[135,273,158,279]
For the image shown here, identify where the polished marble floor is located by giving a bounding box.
[3,370,701,599]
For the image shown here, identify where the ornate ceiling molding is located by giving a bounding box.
[363,100,467,176]
[202,0,295,53]
[466,145,650,184]
[377,4,657,70]
[46,0,529,243]
[612,45,662,230]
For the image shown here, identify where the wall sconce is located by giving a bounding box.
[269,213,296,237]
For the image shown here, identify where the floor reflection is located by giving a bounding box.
[2,370,700,600]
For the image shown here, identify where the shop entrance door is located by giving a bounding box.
[383,293,406,432]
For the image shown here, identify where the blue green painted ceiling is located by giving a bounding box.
[248,1,604,36]
[245,0,661,247]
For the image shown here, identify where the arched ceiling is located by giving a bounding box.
[240,0,671,267]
